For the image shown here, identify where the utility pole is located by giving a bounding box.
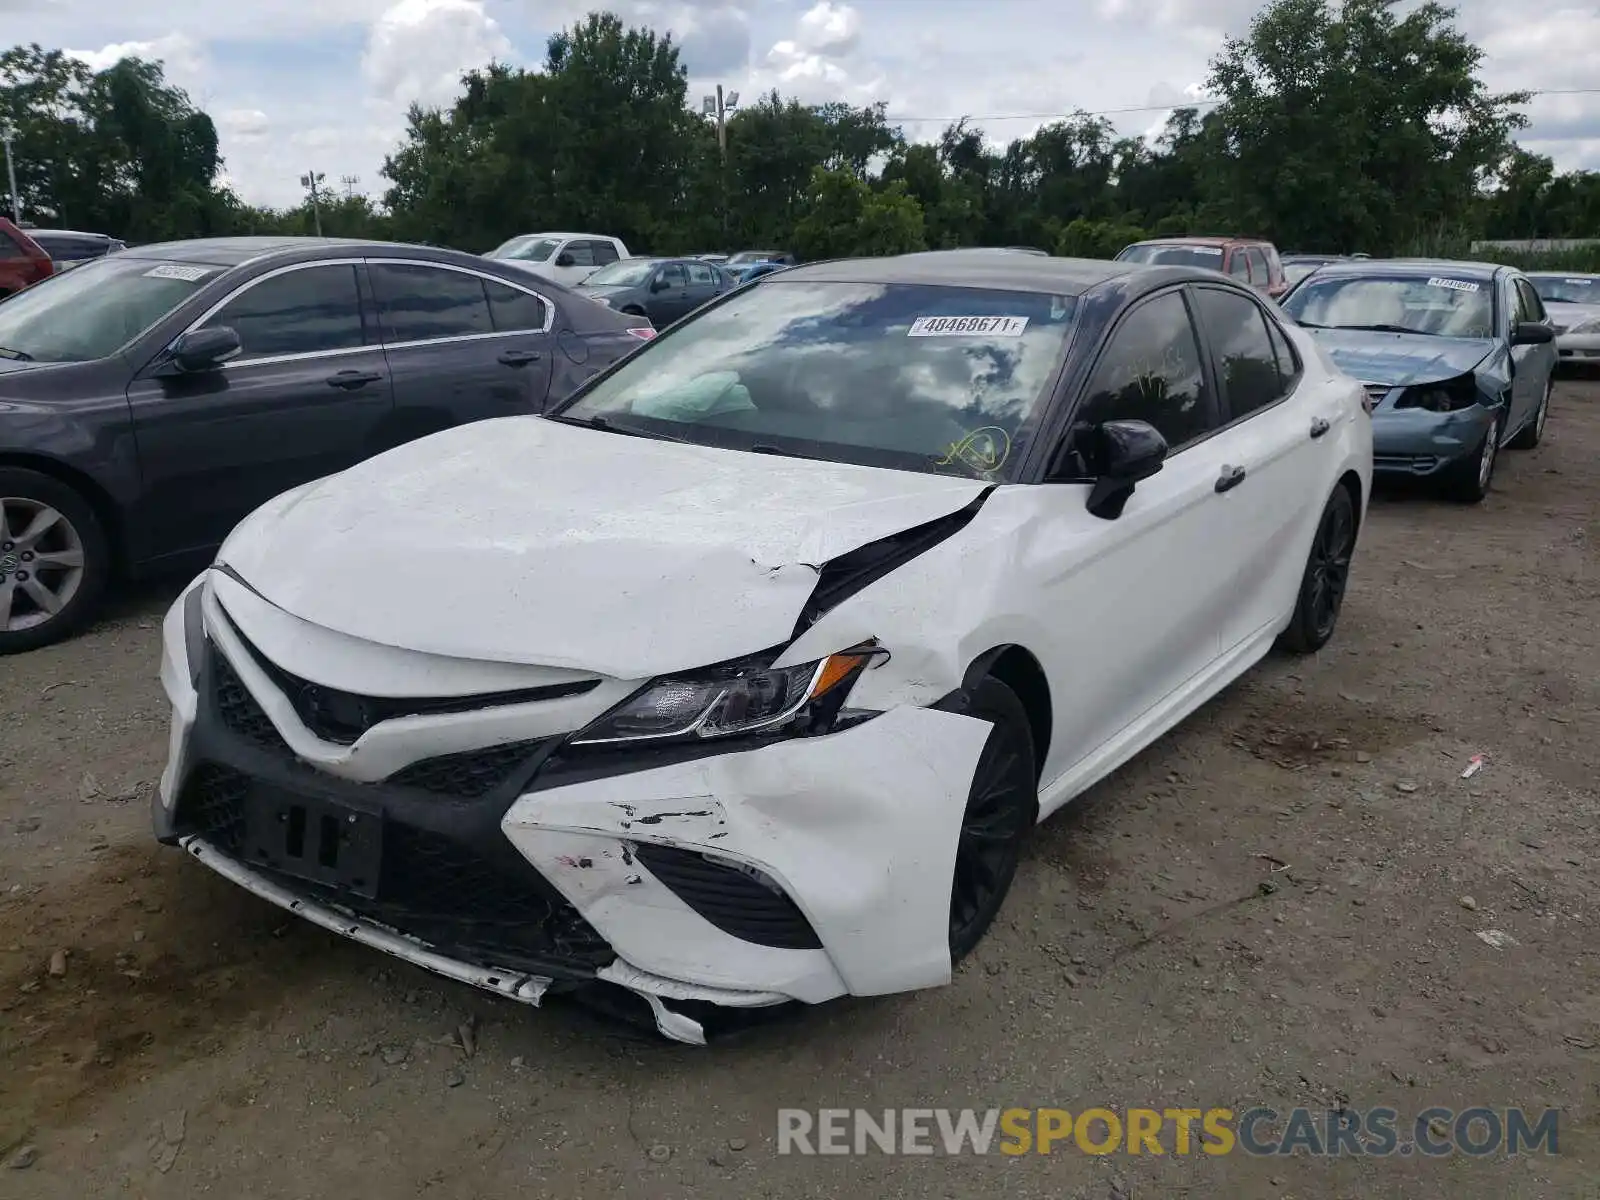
[340,175,360,201]
[701,87,739,244]
[1,125,20,225]
[299,169,325,236]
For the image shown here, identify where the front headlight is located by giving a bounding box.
[1394,374,1480,413]
[568,648,876,746]
[1570,317,1600,334]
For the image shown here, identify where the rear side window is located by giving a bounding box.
[371,263,492,343]
[202,264,365,359]
[1193,287,1289,418]
[484,279,549,333]
[1076,291,1216,450]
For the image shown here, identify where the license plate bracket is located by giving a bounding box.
[243,785,383,898]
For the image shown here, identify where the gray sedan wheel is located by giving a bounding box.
[0,468,111,654]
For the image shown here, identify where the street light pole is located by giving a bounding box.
[1,126,20,225]
[701,87,740,244]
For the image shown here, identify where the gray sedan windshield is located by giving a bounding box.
[1282,274,1495,339]
[584,260,658,287]
[0,256,216,363]
[1528,276,1599,305]
[555,280,1078,480]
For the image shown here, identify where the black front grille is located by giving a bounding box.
[387,740,546,799]
[214,653,290,753]
[177,763,612,971]
[209,646,548,799]
[227,625,598,746]
[634,843,822,950]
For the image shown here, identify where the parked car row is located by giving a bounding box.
[145,247,1374,1043]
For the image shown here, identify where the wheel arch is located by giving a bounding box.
[961,644,1053,780]
[0,451,127,574]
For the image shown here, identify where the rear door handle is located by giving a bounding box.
[497,349,543,367]
[325,369,383,390]
[1310,417,1331,439]
[1215,464,1247,493]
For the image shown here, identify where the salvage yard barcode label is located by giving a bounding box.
[908,316,1030,337]
[1426,277,1479,292]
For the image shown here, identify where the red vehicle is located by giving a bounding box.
[0,218,55,299]
[1116,236,1289,300]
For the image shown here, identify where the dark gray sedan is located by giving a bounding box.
[574,256,734,327]
[1281,259,1556,503]
[0,236,654,653]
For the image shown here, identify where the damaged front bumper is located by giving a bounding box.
[155,574,992,1043]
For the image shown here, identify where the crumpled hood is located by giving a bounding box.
[218,416,989,678]
[1304,327,1496,386]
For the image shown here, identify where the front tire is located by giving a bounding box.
[1443,410,1503,504]
[1507,380,1550,450]
[949,677,1038,963]
[1278,484,1357,655]
[0,469,111,655]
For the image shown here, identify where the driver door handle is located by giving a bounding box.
[1215,464,1248,493]
[1310,417,1331,439]
[325,369,383,390]
[497,349,543,366]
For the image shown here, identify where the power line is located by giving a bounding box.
[883,86,1600,125]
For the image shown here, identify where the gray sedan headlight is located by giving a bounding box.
[569,649,875,746]
[1569,317,1600,334]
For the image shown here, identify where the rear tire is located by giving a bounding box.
[1507,380,1550,450]
[1443,411,1503,504]
[1278,485,1357,655]
[949,677,1038,963]
[0,469,112,655]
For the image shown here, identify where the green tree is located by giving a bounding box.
[1203,0,1529,253]
[791,167,926,260]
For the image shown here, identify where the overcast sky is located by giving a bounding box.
[7,0,1597,209]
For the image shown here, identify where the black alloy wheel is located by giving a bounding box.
[1278,485,1357,655]
[949,677,1038,962]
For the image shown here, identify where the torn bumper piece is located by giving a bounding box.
[178,835,790,1044]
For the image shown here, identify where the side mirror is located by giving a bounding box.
[168,326,242,373]
[1512,321,1554,346]
[1051,419,1168,520]
[554,252,576,267]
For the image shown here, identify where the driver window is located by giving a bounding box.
[1072,291,1217,458]
[661,263,688,288]
[1514,279,1546,324]
[1227,252,1251,281]
[201,265,365,360]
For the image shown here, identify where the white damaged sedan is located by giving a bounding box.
[155,251,1372,1042]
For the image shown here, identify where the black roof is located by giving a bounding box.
[1312,257,1507,279]
[777,250,1143,296]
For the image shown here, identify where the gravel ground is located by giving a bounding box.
[2,379,1598,1199]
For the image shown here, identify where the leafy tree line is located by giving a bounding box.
[3,0,1598,265]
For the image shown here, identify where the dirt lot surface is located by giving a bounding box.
[3,379,1599,1199]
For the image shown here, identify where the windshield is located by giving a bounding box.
[554,280,1078,480]
[1117,243,1227,269]
[583,260,658,287]
[727,251,779,266]
[488,236,561,262]
[1528,276,1600,306]
[1282,260,1330,286]
[1282,273,1495,338]
[0,255,217,363]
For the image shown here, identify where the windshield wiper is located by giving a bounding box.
[0,346,33,361]
[1335,324,1430,336]
[548,413,692,443]
[747,443,831,462]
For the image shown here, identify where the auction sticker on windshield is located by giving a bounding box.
[908,316,1030,337]
[1426,277,1480,292]
[143,264,214,282]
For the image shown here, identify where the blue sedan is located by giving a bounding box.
[1281,260,1557,503]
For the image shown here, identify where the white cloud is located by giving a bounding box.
[361,0,512,107]
[219,108,271,143]
[66,33,206,92]
[794,2,860,56]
